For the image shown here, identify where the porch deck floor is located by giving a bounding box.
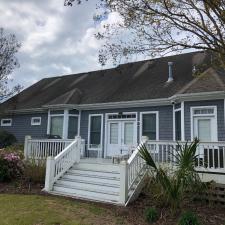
[80,157,117,165]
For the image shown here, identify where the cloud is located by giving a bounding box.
[0,0,116,89]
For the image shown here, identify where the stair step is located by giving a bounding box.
[63,173,120,185]
[67,169,120,180]
[49,190,120,204]
[53,184,120,202]
[69,168,120,178]
[74,163,120,173]
[56,178,120,192]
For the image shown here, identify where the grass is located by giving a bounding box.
[0,194,126,225]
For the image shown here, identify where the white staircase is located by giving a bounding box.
[43,137,148,206]
[51,161,121,204]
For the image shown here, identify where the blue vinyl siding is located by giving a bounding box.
[0,113,48,143]
[184,100,225,141]
[80,105,174,153]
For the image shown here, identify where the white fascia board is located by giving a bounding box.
[170,91,225,102]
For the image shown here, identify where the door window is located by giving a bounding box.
[110,123,119,144]
[197,119,211,141]
[124,122,134,145]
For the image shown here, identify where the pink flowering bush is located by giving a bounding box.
[0,151,24,182]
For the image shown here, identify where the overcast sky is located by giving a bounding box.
[0,0,131,89]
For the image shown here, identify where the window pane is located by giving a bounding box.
[124,122,134,144]
[198,119,211,141]
[50,116,63,138]
[110,123,118,144]
[90,116,101,148]
[142,114,156,140]
[175,111,181,141]
[68,116,78,139]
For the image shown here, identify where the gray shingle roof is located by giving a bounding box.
[0,51,224,112]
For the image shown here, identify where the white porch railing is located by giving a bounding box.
[145,140,225,173]
[44,136,81,191]
[119,141,148,205]
[24,136,73,160]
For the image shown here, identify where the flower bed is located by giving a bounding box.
[0,150,24,182]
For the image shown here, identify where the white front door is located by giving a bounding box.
[107,120,136,156]
[193,116,217,142]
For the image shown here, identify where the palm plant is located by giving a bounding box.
[139,138,201,213]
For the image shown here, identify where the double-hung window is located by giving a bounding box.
[50,116,64,138]
[175,110,181,141]
[88,114,103,149]
[141,112,158,140]
[68,116,78,139]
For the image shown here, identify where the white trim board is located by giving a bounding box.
[31,117,41,126]
[190,105,218,141]
[88,114,104,152]
[1,118,12,127]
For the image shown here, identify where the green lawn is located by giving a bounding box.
[0,194,126,225]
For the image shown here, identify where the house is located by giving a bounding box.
[1,51,225,205]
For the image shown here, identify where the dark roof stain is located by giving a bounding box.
[1,51,224,112]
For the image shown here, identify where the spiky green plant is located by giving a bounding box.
[139,139,201,213]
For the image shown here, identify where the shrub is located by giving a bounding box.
[24,158,46,184]
[4,144,24,159]
[178,211,201,225]
[139,138,202,213]
[145,207,158,223]
[0,151,24,182]
[0,130,17,148]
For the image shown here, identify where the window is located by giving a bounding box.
[108,114,136,119]
[1,118,12,126]
[191,106,217,141]
[68,116,78,139]
[175,111,181,141]
[88,115,102,149]
[50,116,63,138]
[141,112,158,140]
[31,117,41,126]
[193,108,214,115]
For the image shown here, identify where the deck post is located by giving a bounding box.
[24,135,31,160]
[119,160,128,205]
[75,136,81,163]
[44,156,55,192]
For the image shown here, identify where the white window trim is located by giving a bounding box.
[31,117,41,126]
[190,105,218,141]
[1,118,12,127]
[173,107,182,141]
[106,112,137,121]
[88,114,103,151]
[140,111,159,141]
[68,114,79,139]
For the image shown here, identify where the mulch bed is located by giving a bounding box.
[0,181,225,225]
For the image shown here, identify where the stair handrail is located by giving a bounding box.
[127,141,147,191]
[44,136,81,192]
[119,141,148,205]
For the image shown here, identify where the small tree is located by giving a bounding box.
[139,139,202,213]
[0,28,22,102]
